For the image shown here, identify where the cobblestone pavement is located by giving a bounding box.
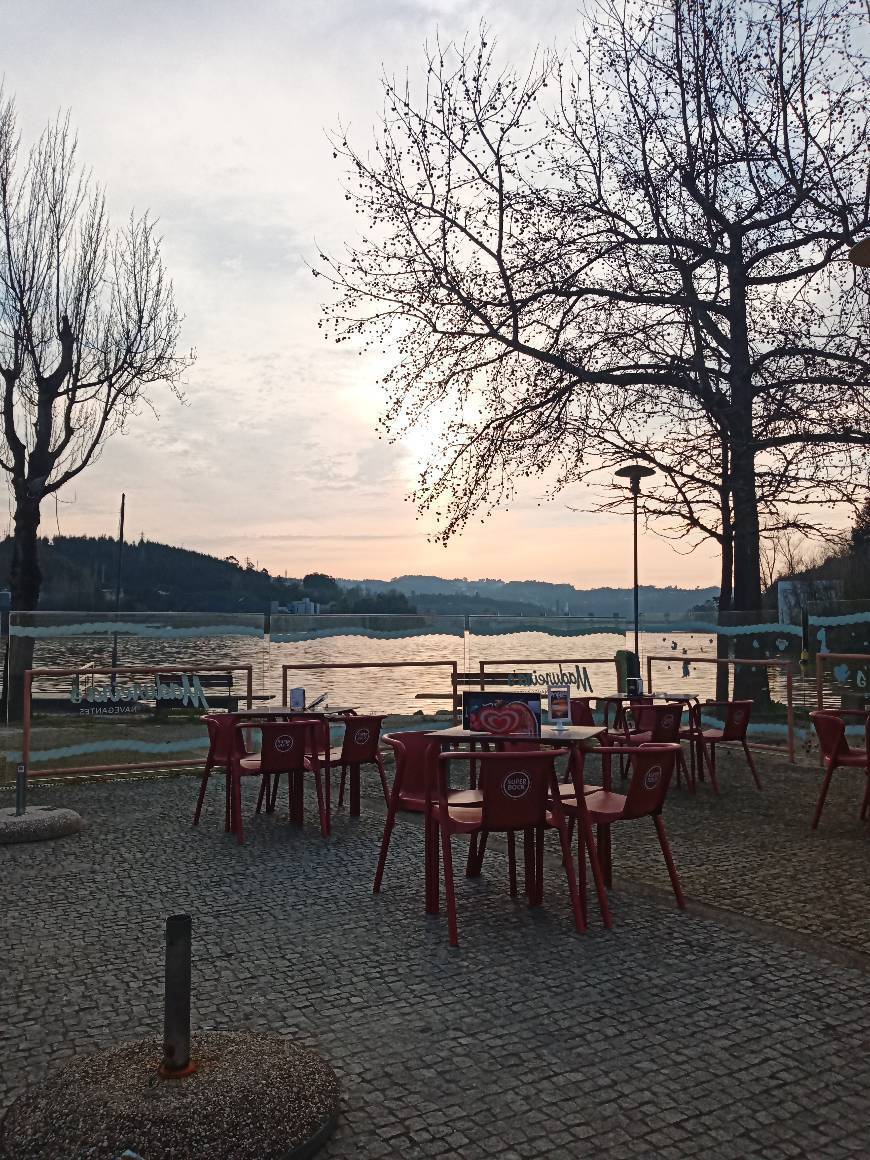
[587,744,870,955]
[2,769,869,1159]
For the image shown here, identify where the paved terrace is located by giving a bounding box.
[2,746,869,1159]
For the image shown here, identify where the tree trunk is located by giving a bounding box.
[716,525,733,702]
[3,494,42,721]
[728,253,770,704]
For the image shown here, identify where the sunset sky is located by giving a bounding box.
[2,0,723,589]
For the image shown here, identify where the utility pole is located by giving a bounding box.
[110,494,126,680]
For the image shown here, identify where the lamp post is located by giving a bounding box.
[614,464,656,665]
[847,237,870,267]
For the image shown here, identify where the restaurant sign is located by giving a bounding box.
[69,674,210,716]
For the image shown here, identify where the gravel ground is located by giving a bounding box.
[1,753,869,1159]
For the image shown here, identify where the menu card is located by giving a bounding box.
[547,684,571,727]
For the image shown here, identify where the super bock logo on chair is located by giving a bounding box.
[643,764,662,790]
[353,728,371,746]
[274,735,295,752]
[502,772,532,798]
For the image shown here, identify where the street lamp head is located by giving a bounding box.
[615,463,656,495]
[848,237,870,268]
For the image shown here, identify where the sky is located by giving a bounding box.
[0,0,722,589]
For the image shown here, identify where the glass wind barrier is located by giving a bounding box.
[808,600,870,729]
[6,611,267,778]
[268,613,467,724]
[467,616,630,709]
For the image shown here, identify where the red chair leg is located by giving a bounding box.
[533,823,544,906]
[700,741,720,794]
[507,831,517,897]
[466,830,487,877]
[232,771,244,845]
[338,766,347,808]
[313,771,329,839]
[350,764,361,817]
[860,775,870,821]
[557,820,587,933]
[440,827,459,947]
[812,760,836,829]
[376,754,390,806]
[580,811,613,929]
[742,740,762,790]
[268,773,280,813]
[523,827,536,903]
[255,775,267,815]
[224,770,232,832]
[193,757,213,825]
[425,814,440,915]
[374,796,400,893]
[654,815,686,908]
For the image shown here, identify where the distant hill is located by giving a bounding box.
[0,535,718,617]
[338,574,719,617]
[0,536,297,613]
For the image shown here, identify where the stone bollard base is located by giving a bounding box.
[0,1031,340,1160]
[0,806,82,845]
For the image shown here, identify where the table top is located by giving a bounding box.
[429,725,604,744]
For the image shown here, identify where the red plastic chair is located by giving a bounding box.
[230,719,328,844]
[570,698,596,726]
[374,731,483,893]
[428,748,583,947]
[194,714,257,832]
[577,743,685,907]
[332,715,389,815]
[810,711,870,829]
[689,700,760,792]
[624,702,693,790]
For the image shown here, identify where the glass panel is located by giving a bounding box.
[268,613,466,720]
[6,611,266,777]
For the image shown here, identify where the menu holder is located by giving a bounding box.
[289,687,305,711]
[547,684,571,732]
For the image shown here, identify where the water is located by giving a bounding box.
[18,627,792,714]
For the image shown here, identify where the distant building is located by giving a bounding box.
[270,598,320,615]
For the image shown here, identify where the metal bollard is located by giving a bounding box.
[15,763,26,817]
[160,914,194,1077]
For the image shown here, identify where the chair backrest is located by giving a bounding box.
[570,698,595,726]
[721,700,752,741]
[811,711,849,761]
[442,749,562,831]
[339,715,385,763]
[255,721,315,775]
[631,703,682,742]
[202,713,241,765]
[382,730,440,810]
[622,744,679,819]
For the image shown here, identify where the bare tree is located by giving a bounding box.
[0,93,190,617]
[321,0,870,696]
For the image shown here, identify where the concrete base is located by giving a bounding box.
[0,1031,340,1160]
[0,806,82,845]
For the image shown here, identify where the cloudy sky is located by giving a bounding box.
[1,0,721,588]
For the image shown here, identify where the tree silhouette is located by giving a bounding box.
[322,0,870,695]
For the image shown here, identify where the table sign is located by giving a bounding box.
[462,691,542,736]
[290,687,305,711]
[547,684,571,731]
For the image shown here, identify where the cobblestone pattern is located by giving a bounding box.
[582,745,870,954]
[1,770,869,1159]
